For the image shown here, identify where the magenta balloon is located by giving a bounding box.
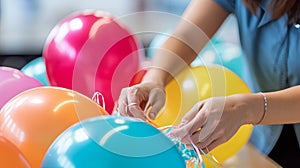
[44,10,141,113]
[0,67,43,109]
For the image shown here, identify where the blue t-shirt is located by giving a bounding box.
[214,0,300,154]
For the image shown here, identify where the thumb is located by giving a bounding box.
[145,88,166,120]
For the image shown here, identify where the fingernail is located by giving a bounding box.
[149,112,156,120]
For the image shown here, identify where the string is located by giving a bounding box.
[92,92,106,111]
[159,125,204,168]
[159,125,221,168]
[206,147,222,167]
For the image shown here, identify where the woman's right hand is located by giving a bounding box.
[117,82,166,120]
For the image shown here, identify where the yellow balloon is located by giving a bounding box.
[151,65,253,166]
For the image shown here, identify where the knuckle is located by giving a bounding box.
[128,87,140,96]
[120,87,129,94]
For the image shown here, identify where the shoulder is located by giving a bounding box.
[214,0,252,14]
[214,0,237,13]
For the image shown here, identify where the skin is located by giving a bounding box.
[118,0,300,152]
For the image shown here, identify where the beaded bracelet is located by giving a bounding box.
[257,92,267,124]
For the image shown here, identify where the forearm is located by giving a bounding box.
[244,86,300,125]
[142,0,229,86]
[142,35,200,86]
[142,20,209,86]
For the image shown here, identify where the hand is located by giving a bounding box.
[117,82,166,120]
[170,95,250,152]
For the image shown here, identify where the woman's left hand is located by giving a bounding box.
[170,94,254,152]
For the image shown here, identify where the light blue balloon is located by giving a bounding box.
[147,33,169,59]
[210,42,246,79]
[42,116,185,168]
[21,57,49,85]
[193,39,246,79]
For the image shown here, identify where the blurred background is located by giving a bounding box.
[0,0,240,69]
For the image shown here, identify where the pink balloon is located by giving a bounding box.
[44,10,142,113]
[0,67,43,109]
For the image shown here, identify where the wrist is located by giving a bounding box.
[228,94,261,125]
[141,68,170,87]
[242,93,266,125]
[228,94,252,125]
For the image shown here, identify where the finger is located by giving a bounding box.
[194,129,222,151]
[191,130,214,148]
[118,88,129,116]
[112,101,118,114]
[178,102,204,128]
[170,104,207,138]
[127,103,145,120]
[145,88,166,120]
[197,117,220,142]
[126,87,146,120]
[204,138,224,153]
[195,137,223,158]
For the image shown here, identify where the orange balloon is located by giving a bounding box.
[0,86,108,168]
[0,135,30,168]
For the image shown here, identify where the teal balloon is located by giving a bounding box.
[147,33,168,59]
[196,39,246,78]
[21,57,49,85]
[42,116,185,168]
[148,33,246,78]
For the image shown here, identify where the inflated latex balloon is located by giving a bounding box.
[147,33,169,59]
[151,65,253,165]
[194,39,246,78]
[129,69,147,86]
[0,66,43,110]
[0,135,30,168]
[44,10,141,113]
[42,116,185,168]
[160,126,206,168]
[21,57,49,85]
[0,86,108,168]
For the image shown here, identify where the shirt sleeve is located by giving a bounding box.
[214,0,236,13]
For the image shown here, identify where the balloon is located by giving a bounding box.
[0,66,43,110]
[0,86,108,168]
[44,10,142,113]
[42,116,185,168]
[147,33,168,59]
[160,127,206,167]
[0,135,30,168]
[129,69,147,86]
[148,33,246,78]
[151,65,253,165]
[193,38,246,79]
[21,57,49,85]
